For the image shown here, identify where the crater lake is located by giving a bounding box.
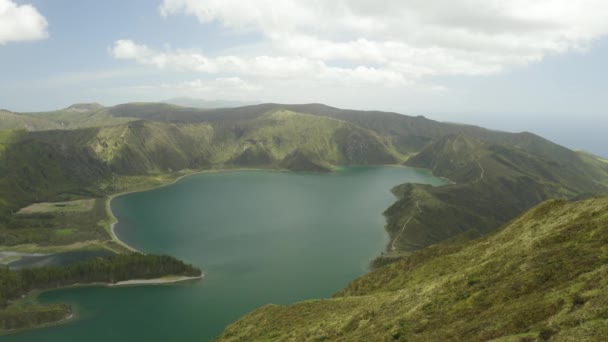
[8,167,447,341]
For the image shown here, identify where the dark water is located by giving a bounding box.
[7,167,446,341]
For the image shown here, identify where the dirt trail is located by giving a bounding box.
[391,201,422,251]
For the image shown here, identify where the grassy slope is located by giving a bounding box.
[0,128,111,217]
[10,101,595,170]
[22,103,135,129]
[0,198,128,254]
[22,101,596,179]
[0,111,60,131]
[103,103,510,154]
[0,104,135,131]
[576,150,608,178]
[380,135,608,252]
[104,102,599,174]
[218,197,608,342]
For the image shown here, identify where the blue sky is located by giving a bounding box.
[1,0,607,156]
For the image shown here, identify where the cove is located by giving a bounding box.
[7,167,447,341]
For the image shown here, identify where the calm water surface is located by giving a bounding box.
[7,167,446,341]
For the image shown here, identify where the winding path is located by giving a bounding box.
[391,201,422,251]
[475,159,485,182]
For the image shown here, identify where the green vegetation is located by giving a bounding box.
[53,229,76,237]
[2,103,607,256]
[218,197,608,341]
[0,129,18,153]
[384,134,608,252]
[17,199,94,214]
[0,111,60,131]
[0,253,201,332]
[1,198,124,253]
[1,102,608,338]
[22,103,135,129]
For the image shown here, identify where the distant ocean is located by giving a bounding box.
[527,126,607,159]
[432,113,608,159]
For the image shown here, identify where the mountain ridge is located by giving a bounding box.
[1,102,607,254]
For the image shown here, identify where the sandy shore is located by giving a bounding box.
[61,274,204,290]
[105,193,140,253]
[109,275,204,286]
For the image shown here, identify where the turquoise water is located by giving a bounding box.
[7,167,446,341]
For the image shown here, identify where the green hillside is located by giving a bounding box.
[2,102,608,338]
[23,103,135,129]
[1,103,607,255]
[380,134,608,252]
[0,111,60,131]
[5,101,598,169]
[218,197,608,342]
[0,104,134,131]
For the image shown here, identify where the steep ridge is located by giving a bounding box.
[5,102,596,170]
[104,103,587,162]
[218,197,608,341]
[383,135,608,252]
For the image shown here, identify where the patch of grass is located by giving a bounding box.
[17,199,94,215]
[53,229,76,237]
[1,199,110,248]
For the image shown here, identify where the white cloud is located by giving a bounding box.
[111,39,153,59]
[125,77,262,102]
[0,0,48,44]
[161,77,260,92]
[113,1,608,89]
[110,40,407,87]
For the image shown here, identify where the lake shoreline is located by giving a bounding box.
[0,313,75,336]
[0,275,203,335]
[6,165,448,340]
[3,164,431,255]
[106,164,452,257]
[105,167,295,253]
[64,274,204,288]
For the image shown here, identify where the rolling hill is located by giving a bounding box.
[0,110,60,131]
[380,134,608,252]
